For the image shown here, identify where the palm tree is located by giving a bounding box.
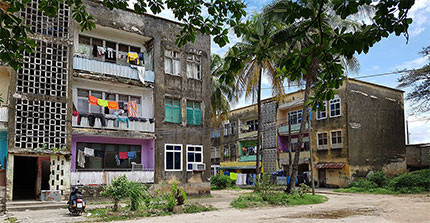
[225,15,285,175]
[210,54,235,127]
[263,0,368,193]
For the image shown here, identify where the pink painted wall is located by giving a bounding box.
[71,135,155,172]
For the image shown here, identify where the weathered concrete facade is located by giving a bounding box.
[405,144,430,170]
[6,0,73,201]
[262,100,278,173]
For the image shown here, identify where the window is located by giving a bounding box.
[215,128,221,137]
[210,147,215,159]
[329,97,341,117]
[224,124,229,136]
[76,89,142,116]
[331,130,342,149]
[317,102,327,120]
[243,146,256,156]
[317,132,328,150]
[75,142,141,170]
[165,144,182,171]
[288,110,303,125]
[215,147,220,158]
[186,101,202,125]
[164,50,181,75]
[187,145,203,171]
[210,129,215,138]
[186,55,201,79]
[165,97,181,123]
[224,145,229,158]
[230,144,236,159]
[230,122,236,135]
[243,120,258,132]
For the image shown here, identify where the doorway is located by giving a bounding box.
[13,156,38,200]
[318,169,326,188]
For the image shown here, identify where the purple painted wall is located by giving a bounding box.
[278,136,289,153]
[71,135,155,172]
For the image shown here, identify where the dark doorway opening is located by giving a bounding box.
[41,160,50,190]
[318,169,326,188]
[13,156,38,200]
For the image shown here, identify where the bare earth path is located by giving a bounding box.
[5,189,430,223]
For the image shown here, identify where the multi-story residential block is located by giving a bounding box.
[211,79,406,188]
[0,0,211,206]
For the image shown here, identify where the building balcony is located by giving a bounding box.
[238,131,257,140]
[278,122,309,134]
[72,115,155,133]
[0,107,7,122]
[73,57,155,83]
[71,169,154,185]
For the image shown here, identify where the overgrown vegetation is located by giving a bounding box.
[92,177,214,221]
[210,174,238,190]
[335,170,430,194]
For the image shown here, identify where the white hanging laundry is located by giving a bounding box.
[84,147,94,157]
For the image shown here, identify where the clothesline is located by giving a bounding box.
[88,95,138,117]
[77,147,138,168]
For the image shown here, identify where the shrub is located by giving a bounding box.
[210,174,235,189]
[367,171,389,187]
[101,175,130,211]
[128,181,150,211]
[346,178,377,189]
[388,170,430,193]
[254,173,273,196]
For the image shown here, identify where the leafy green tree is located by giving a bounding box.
[210,54,235,127]
[101,175,129,211]
[0,0,246,70]
[223,15,285,175]
[222,0,414,192]
[398,45,430,112]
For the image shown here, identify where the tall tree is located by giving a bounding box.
[224,15,285,175]
[0,0,246,70]
[398,45,430,112]
[210,54,235,127]
[222,0,414,192]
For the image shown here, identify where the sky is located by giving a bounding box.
[152,0,430,144]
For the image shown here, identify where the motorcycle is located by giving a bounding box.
[68,185,86,216]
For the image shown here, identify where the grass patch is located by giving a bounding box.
[183,202,217,213]
[7,217,17,223]
[334,187,398,195]
[230,192,327,209]
[211,185,243,190]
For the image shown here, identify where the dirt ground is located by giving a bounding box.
[4,189,430,223]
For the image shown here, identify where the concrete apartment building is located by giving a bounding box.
[211,79,406,188]
[0,0,211,208]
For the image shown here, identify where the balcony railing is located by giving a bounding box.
[278,122,309,134]
[238,131,257,139]
[73,57,155,82]
[71,170,154,185]
[72,115,154,133]
[0,107,7,122]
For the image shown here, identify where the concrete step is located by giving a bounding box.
[6,201,67,212]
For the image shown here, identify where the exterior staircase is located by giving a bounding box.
[6,200,67,212]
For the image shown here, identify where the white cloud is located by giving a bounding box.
[408,0,430,36]
[395,56,428,70]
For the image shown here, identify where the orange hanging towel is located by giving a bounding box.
[88,95,99,105]
[108,101,119,110]
[127,101,138,117]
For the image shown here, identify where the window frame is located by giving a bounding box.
[186,145,203,171]
[165,96,181,124]
[330,130,342,149]
[224,124,229,136]
[329,97,341,118]
[186,100,202,125]
[164,50,181,76]
[230,122,236,136]
[317,132,329,150]
[186,54,201,80]
[165,144,183,171]
[288,109,303,125]
[316,101,327,120]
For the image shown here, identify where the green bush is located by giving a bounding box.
[254,173,273,196]
[367,171,389,187]
[128,181,150,211]
[101,175,130,211]
[388,169,430,193]
[210,174,235,189]
[345,178,377,189]
[230,192,328,208]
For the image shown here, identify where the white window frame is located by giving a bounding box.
[330,130,342,149]
[288,109,303,125]
[186,54,201,80]
[224,124,229,136]
[329,96,341,118]
[317,132,329,150]
[210,129,215,138]
[164,50,181,75]
[316,101,327,120]
[186,145,203,171]
[215,147,220,158]
[164,144,183,171]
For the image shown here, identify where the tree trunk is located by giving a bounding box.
[113,199,119,211]
[288,108,292,176]
[286,77,311,193]
[256,64,262,176]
